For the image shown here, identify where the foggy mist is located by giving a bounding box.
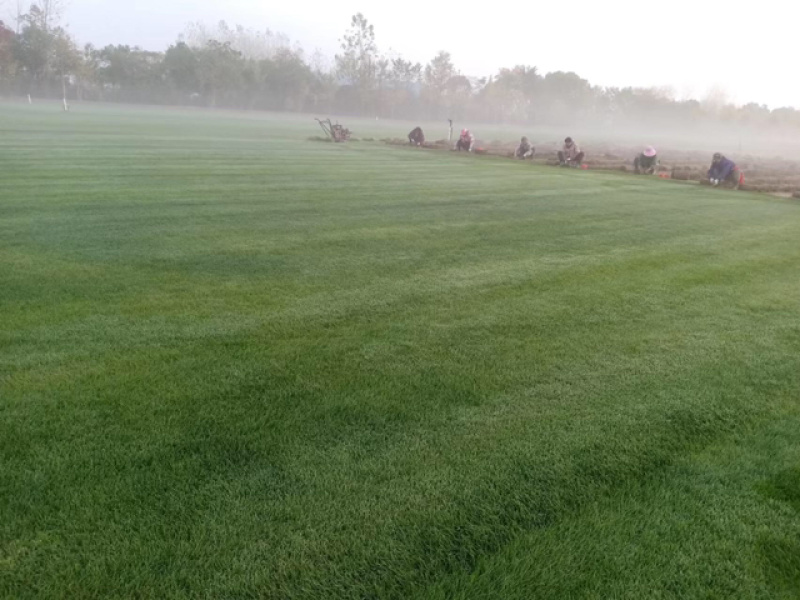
[2,2,799,162]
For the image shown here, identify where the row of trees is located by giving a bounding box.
[1,6,799,130]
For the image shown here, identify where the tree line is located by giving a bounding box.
[1,6,798,130]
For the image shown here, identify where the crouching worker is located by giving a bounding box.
[516,136,535,159]
[455,129,475,152]
[634,146,659,174]
[558,137,585,167]
[408,126,425,146]
[708,153,742,189]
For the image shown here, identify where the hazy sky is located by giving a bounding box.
[16,0,795,109]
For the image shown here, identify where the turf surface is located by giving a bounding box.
[1,103,799,599]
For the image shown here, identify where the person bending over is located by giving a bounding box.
[408,127,425,146]
[634,146,659,174]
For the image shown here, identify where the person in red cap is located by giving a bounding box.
[455,129,475,152]
[634,146,659,174]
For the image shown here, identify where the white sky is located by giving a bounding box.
[13,0,797,109]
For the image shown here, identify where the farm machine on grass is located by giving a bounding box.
[315,118,352,143]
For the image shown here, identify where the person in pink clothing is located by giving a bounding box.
[455,129,475,152]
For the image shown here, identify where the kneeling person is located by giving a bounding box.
[455,129,475,152]
[558,137,585,167]
[516,136,535,159]
[708,152,742,189]
[634,146,659,174]
[408,126,425,146]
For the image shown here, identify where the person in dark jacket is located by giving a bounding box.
[708,153,742,189]
[408,127,425,146]
[634,146,659,174]
[515,136,535,159]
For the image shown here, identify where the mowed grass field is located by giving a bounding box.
[2,103,800,599]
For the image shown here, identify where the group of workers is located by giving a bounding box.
[408,126,742,189]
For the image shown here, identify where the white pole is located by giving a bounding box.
[27,93,32,104]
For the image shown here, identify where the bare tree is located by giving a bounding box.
[15,0,25,34]
[21,0,67,32]
[335,13,378,91]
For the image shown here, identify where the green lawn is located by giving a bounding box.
[1,103,799,599]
